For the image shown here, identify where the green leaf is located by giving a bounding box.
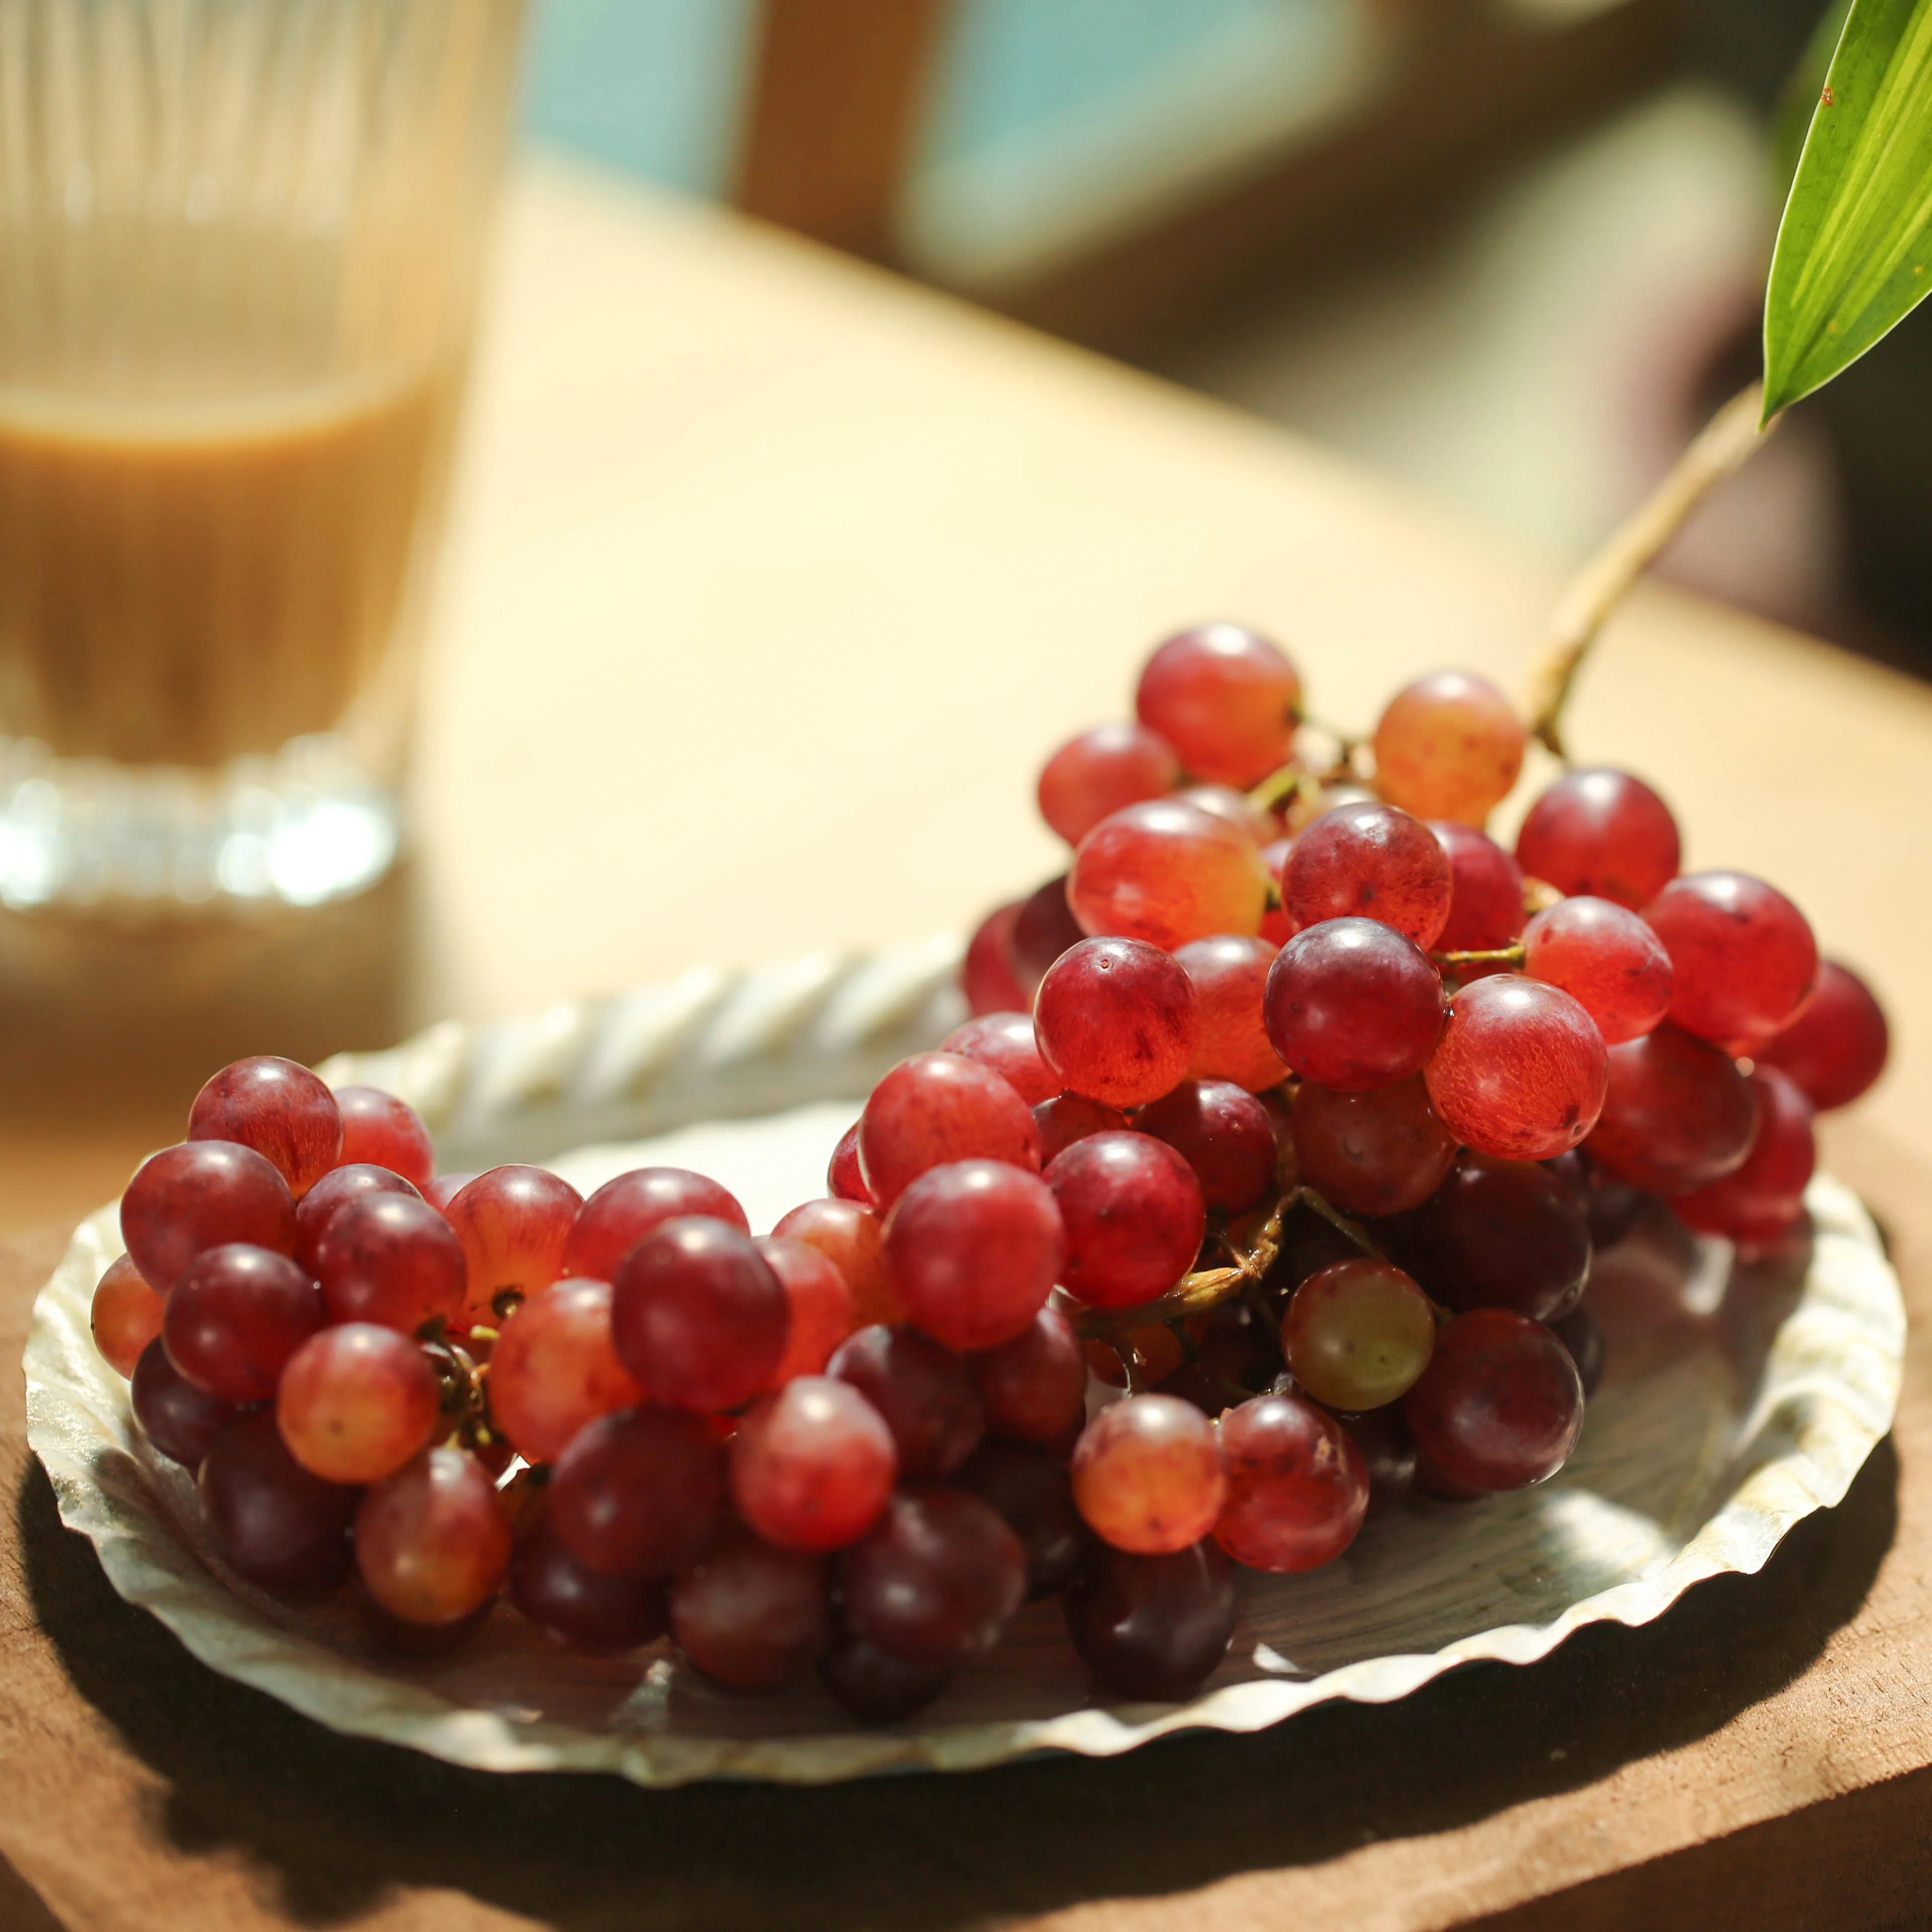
[1763,0,1932,420]
[1774,0,1853,191]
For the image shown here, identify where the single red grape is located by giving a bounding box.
[1032,1093,1131,1163]
[828,1324,984,1477]
[1431,821,1526,952]
[563,1166,750,1283]
[1643,871,1818,1046]
[1259,835,1299,946]
[547,1405,726,1577]
[1344,1405,1419,1507]
[1585,1024,1759,1194]
[1069,798,1269,951]
[333,1086,436,1189]
[968,1306,1088,1447]
[826,1123,872,1204]
[819,1634,952,1722]
[277,1323,441,1485]
[1373,671,1526,827]
[771,1198,901,1328]
[1404,1308,1583,1491]
[731,1375,899,1552]
[1175,933,1287,1092]
[1134,621,1301,788]
[839,1485,1026,1667]
[424,1173,476,1215]
[1263,917,1444,1092]
[1674,1066,1816,1245]
[188,1056,343,1198]
[1179,782,1277,845]
[446,1165,584,1326]
[612,1217,789,1413]
[1515,768,1680,909]
[1214,1391,1369,1572]
[164,1243,324,1404]
[1424,974,1607,1161]
[757,1235,855,1381]
[1011,874,1088,988]
[857,1052,1041,1210]
[91,1253,165,1378]
[355,1445,512,1624]
[1290,1075,1457,1216]
[313,1192,467,1334]
[131,1337,234,1466]
[941,1010,1057,1105]
[1283,799,1453,949]
[962,899,1028,1016]
[1034,937,1199,1108]
[956,1437,1090,1599]
[510,1510,669,1652]
[1072,1394,1227,1555]
[1757,959,1889,1111]
[671,1524,830,1691]
[1046,1132,1205,1311]
[1137,1078,1278,1213]
[488,1276,642,1465]
[1037,721,1181,844]
[1280,1262,1436,1412]
[294,1162,423,1273]
[198,1409,356,1595]
[121,1141,297,1293]
[1522,894,1673,1044]
[1064,1539,1235,1700]
[1401,1154,1591,1321]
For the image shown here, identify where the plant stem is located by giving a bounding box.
[1527,381,1777,758]
[1432,943,1527,968]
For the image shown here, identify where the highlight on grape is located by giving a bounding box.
[95,622,1888,1719]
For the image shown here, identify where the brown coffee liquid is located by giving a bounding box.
[0,363,462,768]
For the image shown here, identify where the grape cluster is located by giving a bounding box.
[93,624,1889,1721]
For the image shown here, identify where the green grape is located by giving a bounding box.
[1281,1257,1435,1410]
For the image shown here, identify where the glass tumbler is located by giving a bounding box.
[0,0,525,911]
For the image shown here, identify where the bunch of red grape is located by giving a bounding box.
[91,622,1889,1720]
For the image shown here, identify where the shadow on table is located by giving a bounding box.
[15,1427,1901,1932]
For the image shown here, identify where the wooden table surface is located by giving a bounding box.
[2,154,1930,1931]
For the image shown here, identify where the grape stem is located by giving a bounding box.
[1528,381,1776,758]
[1432,943,1527,968]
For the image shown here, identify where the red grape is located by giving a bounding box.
[1757,959,1889,1111]
[1046,1132,1205,1311]
[957,1436,1090,1598]
[757,1235,855,1381]
[198,1409,356,1595]
[1032,1093,1131,1163]
[188,1056,343,1198]
[294,1162,423,1273]
[1344,1405,1419,1506]
[447,1166,584,1326]
[1214,1391,1369,1571]
[1064,1539,1235,1700]
[1401,1154,1591,1320]
[1037,721,1180,844]
[510,1511,669,1652]
[130,1337,234,1466]
[857,1052,1041,1210]
[1404,1308,1583,1492]
[1137,1078,1278,1213]
[121,1141,297,1293]
[1135,621,1301,788]
[488,1276,642,1464]
[314,1192,467,1334]
[1290,1075,1457,1216]
[1431,821,1526,952]
[424,1173,476,1215]
[1034,937,1199,1108]
[1280,1261,1436,1411]
[671,1525,830,1690]
[1264,917,1444,1091]
[1011,873,1088,988]
[883,1160,1064,1352]
[564,1166,750,1283]
[1179,782,1277,845]
[1515,768,1680,909]
[547,1405,726,1576]
[612,1218,789,1413]
[1373,671,1525,826]
[731,1375,898,1552]
[1586,1024,1759,1194]
[962,898,1028,1016]
[333,1086,436,1189]
[1424,974,1607,1161]
[1069,798,1269,951]
[277,1323,441,1485]
[91,1253,165,1378]
[1674,1066,1816,1245]
[355,1445,512,1624]
[771,1198,901,1328]
[1523,895,1673,1044]
[1283,799,1453,948]
[826,1123,872,1203]
[1643,871,1818,1046]
[1259,835,1299,946]
[828,1324,984,1476]
[839,1485,1026,1667]
[164,1243,324,1404]
[1175,934,1287,1092]
[968,1306,1087,1446]
[1071,1394,1227,1554]
[941,1010,1057,1105]
[819,1635,952,1722]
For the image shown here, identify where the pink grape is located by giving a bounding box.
[1034,937,1199,1108]
[1134,621,1301,788]
[1033,1093,1131,1163]
[1069,797,1269,951]
[1523,895,1673,1043]
[1137,1078,1278,1213]
[91,1253,165,1378]
[164,1243,324,1404]
[1071,1395,1227,1555]
[277,1323,441,1485]
[731,1375,899,1551]
[941,1010,1057,1104]
[883,1160,1064,1352]
[131,1337,234,1466]
[828,1325,984,1476]
[1373,670,1526,826]
[771,1198,901,1329]
[199,1409,356,1595]
[1431,821,1526,952]
[1214,1391,1370,1571]
[1281,1261,1435,1412]
[1046,1132,1205,1311]
[424,1173,475,1214]
[1404,1309,1584,1492]
[294,1162,422,1273]
[1064,1540,1235,1700]
[757,1235,856,1381]
[488,1276,642,1465]
[547,1405,726,1576]
[611,1218,789,1413]
[961,899,1028,1016]
[827,1123,872,1203]
[355,1445,512,1624]
[1643,871,1818,1046]
[1674,1066,1816,1245]
[1011,874,1087,989]
[1515,768,1680,909]
[1283,799,1453,948]
[313,1192,467,1334]
[670,1525,830,1690]
[1259,835,1299,946]
[1290,1076,1457,1216]
[1425,974,1607,1161]
[1175,933,1288,1091]
[188,1056,343,1198]
[857,1052,1041,1210]
[967,1307,1088,1447]
[333,1086,436,1189]
[1263,917,1444,1091]
[562,1166,750,1283]
[446,1165,584,1326]
[510,1511,669,1652]
[121,1141,296,1293]
[1179,782,1276,845]
[839,1485,1027,1667]
[1758,959,1889,1110]
[1586,1024,1760,1194]
[1037,721,1180,844]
